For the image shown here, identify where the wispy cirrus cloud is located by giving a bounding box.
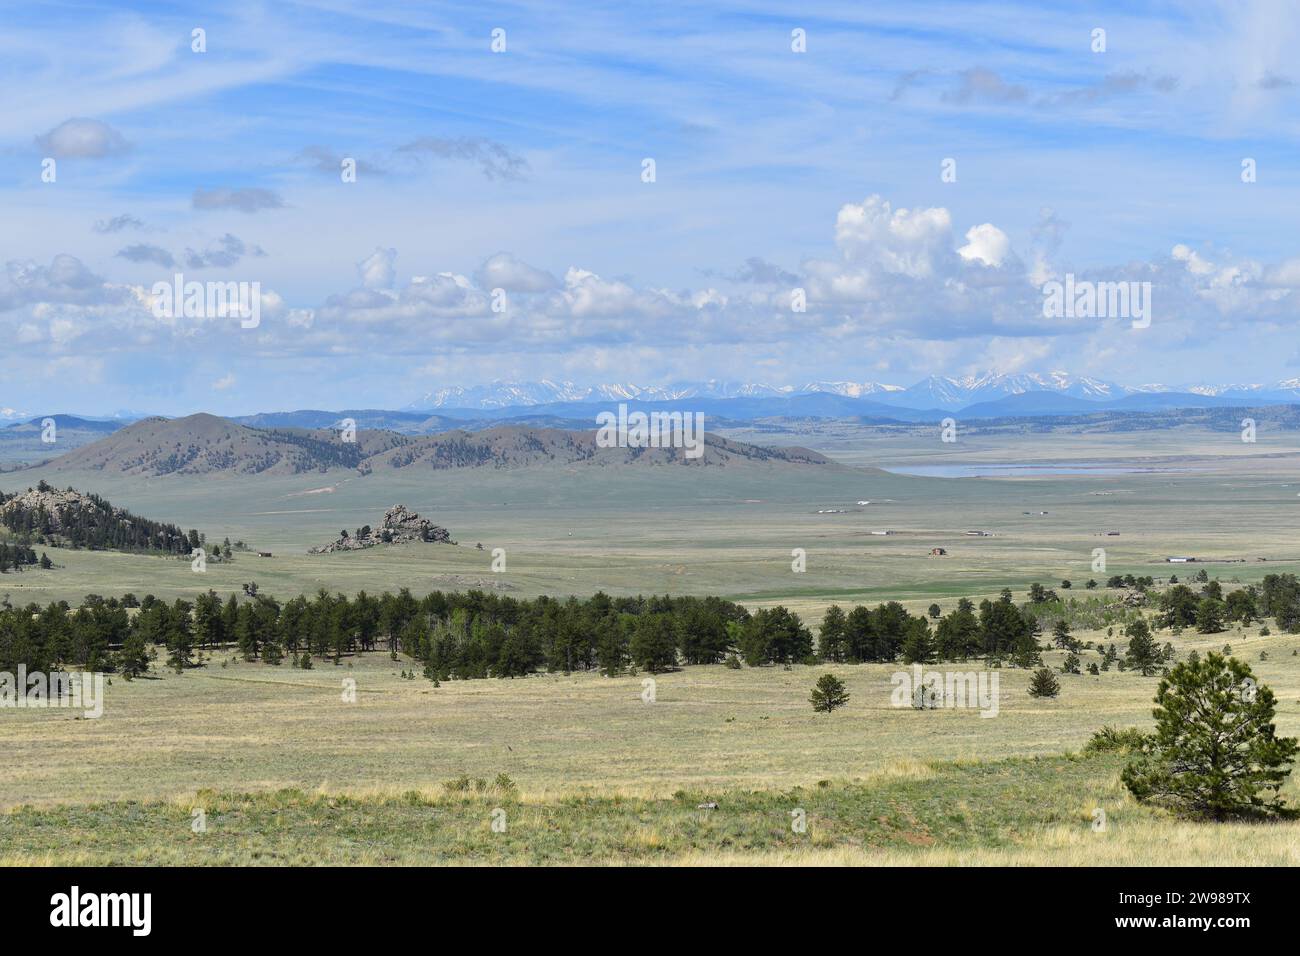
[396,137,528,181]
[93,214,144,234]
[941,68,1029,105]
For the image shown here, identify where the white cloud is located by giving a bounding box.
[958,223,1011,267]
[1172,244,1215,275]
[833,195,952,278]
[4,197,1300,396]
[35,118,129,158]
[358,248,397,289]
[476,252,558,293]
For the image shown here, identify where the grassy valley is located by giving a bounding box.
[3,416,1300,865]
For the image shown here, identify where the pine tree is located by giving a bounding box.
[899,619,935,664]
[1195,598,1225,634]
[1122,652,1298,820]
[630,614,678,673]
[1028,667,1060,698]
[1124,619,1162,676]
[809,673,850,713]
[595,616,630,677]
[818,605,848,662]
[165,600,194,673]
[117,631,151,678]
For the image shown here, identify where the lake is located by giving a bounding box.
[881,463,1183,478]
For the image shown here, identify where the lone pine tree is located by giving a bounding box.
[809,673,850,713]
[1028,667,1060,699]
[1122,652,1298,820]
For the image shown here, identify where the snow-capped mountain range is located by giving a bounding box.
[407,373,1300,412]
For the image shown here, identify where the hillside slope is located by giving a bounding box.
[35,416,831,477]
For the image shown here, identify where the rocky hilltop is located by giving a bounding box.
[0,486,103,533]
[0,482,197,555]
[309,504,452,554]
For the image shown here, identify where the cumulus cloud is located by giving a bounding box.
[358,248,397,289]
[1,255,125,311]
[833,195,953,278]
[4,197,1300,383]
[958,223,1011,267]
[724,257,800,286]
[475,252,558,292]
[192,187,285,213]
[35,118,130,158]
[1172,243,1216,276]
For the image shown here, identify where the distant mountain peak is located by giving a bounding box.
[395,372,1300,413]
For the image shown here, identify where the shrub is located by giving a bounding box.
[443,774,472,793]
[1085,725,1148,754]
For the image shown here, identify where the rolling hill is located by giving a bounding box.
[0,415,130,469]
[40,414,403,477]
[32,415,832,478]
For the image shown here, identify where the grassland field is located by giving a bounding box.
[2,426,1299,864]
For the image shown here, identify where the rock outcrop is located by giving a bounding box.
[0,486,106,533]
[309,504,451,554]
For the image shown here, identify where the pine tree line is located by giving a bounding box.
[3,575,1288,681]
[0,542,45,572]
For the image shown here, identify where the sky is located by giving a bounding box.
[2,0,1300,416]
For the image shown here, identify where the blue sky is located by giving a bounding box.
[2,0,1299,415]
